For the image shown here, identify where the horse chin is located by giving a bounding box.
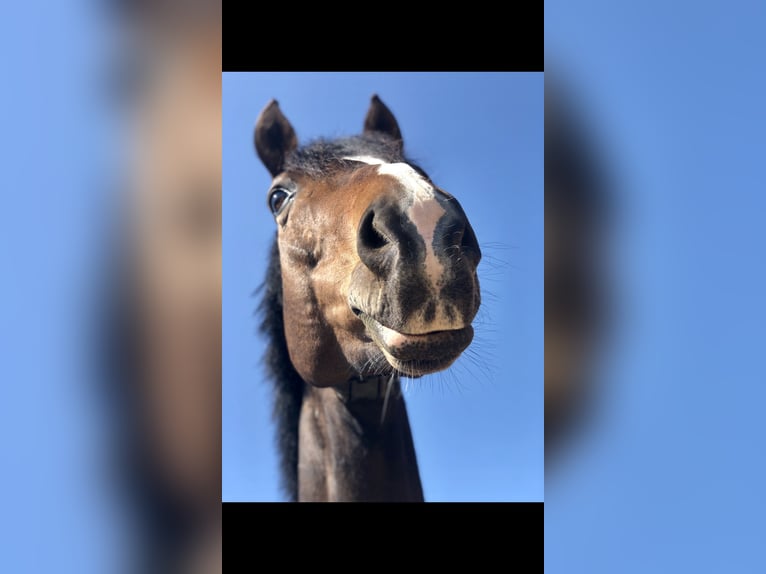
[354,310,473,378]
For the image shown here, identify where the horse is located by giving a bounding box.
[255,95,482,502]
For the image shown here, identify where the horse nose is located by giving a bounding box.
[357,200,481,275]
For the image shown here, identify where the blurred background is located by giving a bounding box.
[545,1,766,572]
[1,1,221,572]
[223,73,544,502]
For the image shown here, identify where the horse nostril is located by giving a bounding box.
[450,224,466,248]
[359,209,388,250]
[443,218,476,255]
[460,221,481,263]
[357,206,395,276]
[459,223,472,249]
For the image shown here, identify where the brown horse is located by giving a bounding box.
[255,95,481,501]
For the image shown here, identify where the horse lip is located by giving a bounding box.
[355,310,473,371]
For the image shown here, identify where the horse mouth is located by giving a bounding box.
[352,308,473,377]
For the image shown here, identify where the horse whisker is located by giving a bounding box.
[380,371,396,425]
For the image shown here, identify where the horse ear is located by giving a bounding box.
[255,99,298,177]
[363,94,403,150]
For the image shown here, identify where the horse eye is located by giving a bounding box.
[269,187,292,215]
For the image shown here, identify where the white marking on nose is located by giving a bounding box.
[376,162,436,202]
[343,156,436,201]
[344,157,447,290]
[342,155,387,166]
[408,199,445,287]
[371,163,446,289]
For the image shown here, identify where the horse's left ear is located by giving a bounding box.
[363,94,403,151]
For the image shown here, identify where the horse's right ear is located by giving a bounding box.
[255,99,298,177]
[363,94,403,152]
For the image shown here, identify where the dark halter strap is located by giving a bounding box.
[334,374,401,403]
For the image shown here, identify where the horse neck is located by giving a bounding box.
[297,380,424,502]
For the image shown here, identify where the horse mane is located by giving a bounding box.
[258,132,427,501]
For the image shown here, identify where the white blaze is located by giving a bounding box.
[342,155,387,166]
[343,156,446,290]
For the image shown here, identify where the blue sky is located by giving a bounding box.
[223,72,544,502]
[545,1,766,572]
